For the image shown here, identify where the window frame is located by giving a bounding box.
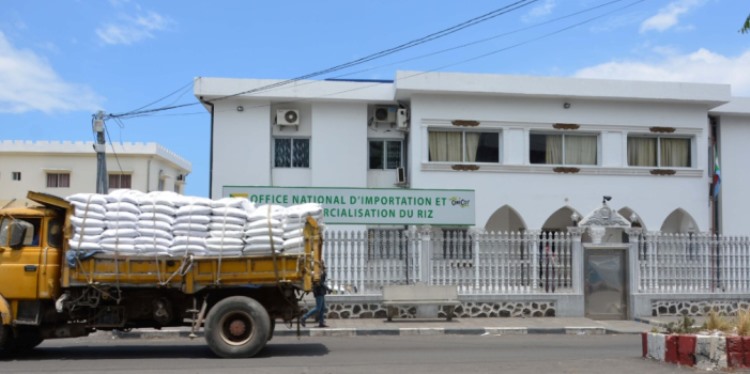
[427,128,501,164]
[108,173,132,189]
[273,137,311,169]
[529,132,599,166]
[12,172,21,181]
[46,172,70,188]
[368,139,403,170]
[627,134,693,168]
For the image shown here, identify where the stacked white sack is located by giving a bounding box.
[136,191,178,255]
[207,198,254,256]
[171,196,211,255]
[244,205,285,254]
[282,203,323,253]
[66,193,107,252]
[101,190,142,254]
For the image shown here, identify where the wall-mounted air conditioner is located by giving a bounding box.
[276,109,299,126]
[374,106,397,123]
[395,167,406,185]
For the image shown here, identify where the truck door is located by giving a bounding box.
[37,218,63,299]
[0,217,43,300]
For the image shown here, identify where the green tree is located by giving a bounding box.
[743,14,750,33]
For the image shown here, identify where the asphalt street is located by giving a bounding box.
[1,334,692,374]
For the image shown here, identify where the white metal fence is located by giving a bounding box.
[636,233,750,294]
[322,230,573,296]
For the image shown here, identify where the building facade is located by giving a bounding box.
[195,71,747,236]
[0,140,192,202]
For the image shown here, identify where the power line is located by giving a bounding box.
[109,0,541,120]
[105,0,641,122]
[206,0,542,103]
[324,0,633,80]
[205,0,646,105]
[114,80,195,118]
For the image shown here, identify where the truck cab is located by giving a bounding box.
[0,207,64,302]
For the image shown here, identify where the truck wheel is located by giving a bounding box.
[204,296,270,358]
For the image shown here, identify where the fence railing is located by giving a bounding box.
[637,233,750,294]
[322,230,573,296]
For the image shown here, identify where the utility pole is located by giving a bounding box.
[93,111,108,194]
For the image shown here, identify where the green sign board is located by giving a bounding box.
[223,186,475,225]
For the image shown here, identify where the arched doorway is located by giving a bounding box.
[660,209,699,233]
[541,206,580,232]
[484,205,526,233]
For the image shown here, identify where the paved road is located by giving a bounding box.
[2,335,690,374]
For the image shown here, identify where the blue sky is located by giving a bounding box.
[1,0,748,197]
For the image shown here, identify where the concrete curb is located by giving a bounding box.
[642,332,750,370]
[108,326,640,339]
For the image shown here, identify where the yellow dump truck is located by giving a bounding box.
[0,191,322,358]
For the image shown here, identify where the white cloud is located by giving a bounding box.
[640,0,703,33]
[0,32,102,114]
[96,10,172,45]
[523,0,556,22]
[573,48,750,95]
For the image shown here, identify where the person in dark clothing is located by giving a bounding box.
[301,261,329,328]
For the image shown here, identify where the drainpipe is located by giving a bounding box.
[200,97,215,199]
[146,156,153,192]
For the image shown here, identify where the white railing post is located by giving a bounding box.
[418,225,432,285]
[568,226,584,295]
[626,227,642,296]
[471,228,483,294]
[530,231,539,293]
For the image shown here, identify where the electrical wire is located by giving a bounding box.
[206,0,542,103]
[105,118,126,178]
[111,80,194,119]
[108,0,541,120]
[105,0,642,121]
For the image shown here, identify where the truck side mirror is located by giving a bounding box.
[9,221,27,249]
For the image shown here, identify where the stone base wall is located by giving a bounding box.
[324,301,556,319]
[652,300,750,317]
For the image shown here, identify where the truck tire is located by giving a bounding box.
[204,296,270,358]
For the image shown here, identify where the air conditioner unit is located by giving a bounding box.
[276,109,299,126]
[396,108,409,129]
[395,167,406,185]
[374,106,397,123]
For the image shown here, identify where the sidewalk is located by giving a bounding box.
[109,317,657,340]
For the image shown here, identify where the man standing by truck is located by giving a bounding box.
[301,261,329,328]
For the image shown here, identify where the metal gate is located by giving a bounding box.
[584,249,627,320]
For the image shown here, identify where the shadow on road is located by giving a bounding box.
[1,342,330,361]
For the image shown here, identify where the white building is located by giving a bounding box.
[0,140,192,202]
[194,71,748,236]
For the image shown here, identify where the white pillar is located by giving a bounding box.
[567,227,584,295]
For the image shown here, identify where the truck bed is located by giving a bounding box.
[62,251,313,293]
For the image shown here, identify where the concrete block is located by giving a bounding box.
[647,333,665,361]
[665,335,678,364]
[695,335,718,368]
[677,335,696,367]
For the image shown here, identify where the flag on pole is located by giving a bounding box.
[712,153,721,200]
